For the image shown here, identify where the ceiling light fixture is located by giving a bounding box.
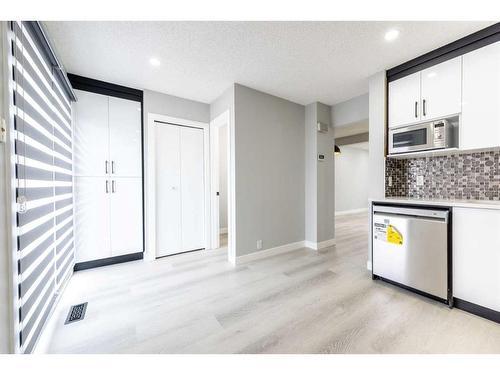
[334,145,341,155]
[149,57,161,66]
[384,29,400,42]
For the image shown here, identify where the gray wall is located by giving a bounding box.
[331,93,369,128]
[234,84,305,256]
[143,89,210,124]
[316,103,335,243]
[335,145,369,212]
[304,104,318,244]
[0,22,12,354]
[218,125,228,230]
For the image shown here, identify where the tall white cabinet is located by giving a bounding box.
[73,89,143,265]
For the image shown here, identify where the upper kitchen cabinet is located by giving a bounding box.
[73,90,110,176]
[420,57,462,121]
[461,41,500,150]
[109,96,142,177]
[388,72,421,128]
[388,57,462,129]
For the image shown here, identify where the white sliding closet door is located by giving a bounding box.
[156,123,205,257]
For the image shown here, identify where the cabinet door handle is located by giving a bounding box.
[111,161,115,174]
[105,160,109,174]
[112,180,116,193]
[106,180,109,194]
[423,99,427,117]
[414,101,418,118]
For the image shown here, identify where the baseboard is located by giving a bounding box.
[454,298,500,324]
[366,260,372,271]
[234,241,305,265]
[74,252,143,271]
[335,208,368,216]
[304,238,336,251]
[220,227,228,235]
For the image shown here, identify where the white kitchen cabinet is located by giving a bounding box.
[421,57,462,121]
[74,177,111,263]
[73,89,143,265]
[453,207,500,312]
[388,71,421,128]
[388,57,462,128]
[109,178,143,257]
[109,96,142,177]
[73,90,109,176]
[461,41,500,150]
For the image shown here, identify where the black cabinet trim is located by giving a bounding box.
[68,73,143,102]
[454,298,500,324]
[387,23,500,82]
[74,252,143,271]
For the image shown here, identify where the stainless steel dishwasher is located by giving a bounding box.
[372,204,452,306]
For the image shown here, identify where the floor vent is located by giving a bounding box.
[65,302,88,325]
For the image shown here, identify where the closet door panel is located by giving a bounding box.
[156,124,182,256]
[74,177,111,262]
[109,96,142,177]
[180,127,205,251]
[109,177,143,257]
[73,90,109,176]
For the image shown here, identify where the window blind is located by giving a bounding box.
[9,21,76,353]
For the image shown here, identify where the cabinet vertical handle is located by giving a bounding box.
[414,101,418,118]
[106,180,109,194]
[112,180,116,193]
[111,161,115,174]
[423,99,426,117]
[105,160,109,174]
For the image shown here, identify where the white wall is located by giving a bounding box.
[234,84,305,257]
[218,124,228,230]
[335,144,369,213]
[144,89,210,124]
[331,93,369,128]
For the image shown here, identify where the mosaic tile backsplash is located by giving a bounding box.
[385,150,500,200]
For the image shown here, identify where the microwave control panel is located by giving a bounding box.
[433,122,446,147]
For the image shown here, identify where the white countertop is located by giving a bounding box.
[370,197,500,210]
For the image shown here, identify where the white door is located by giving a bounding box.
[388,71,421,128]
[180,126,205,251]
[156,123,205,257]
[109,177,143,257]
[74,177,111,262]
[420,56,462,121]
[73,90,109,176]
[461,41,500,150]
[109,96,142,177]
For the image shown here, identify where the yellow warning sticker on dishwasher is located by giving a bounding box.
[387,225,403,245]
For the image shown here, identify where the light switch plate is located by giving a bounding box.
[256,240,263,250]
[388,176,392,187]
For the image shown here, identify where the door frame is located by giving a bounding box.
[144,113,210,261]
[210,110,235,264]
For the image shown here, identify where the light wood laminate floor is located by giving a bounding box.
[41,212,500,353]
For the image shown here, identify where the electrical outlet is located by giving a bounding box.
[256,240,263,250]
[417,175,424,186]
[388,176,392,187]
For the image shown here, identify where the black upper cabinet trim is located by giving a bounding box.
[387,22,500,82]
[68,73,144,103]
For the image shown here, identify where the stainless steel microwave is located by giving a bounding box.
[389,119,455,155]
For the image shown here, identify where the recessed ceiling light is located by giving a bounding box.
[149,57,161,66]
[384,29,400,42]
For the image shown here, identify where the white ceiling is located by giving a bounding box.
[44,21,494,106]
